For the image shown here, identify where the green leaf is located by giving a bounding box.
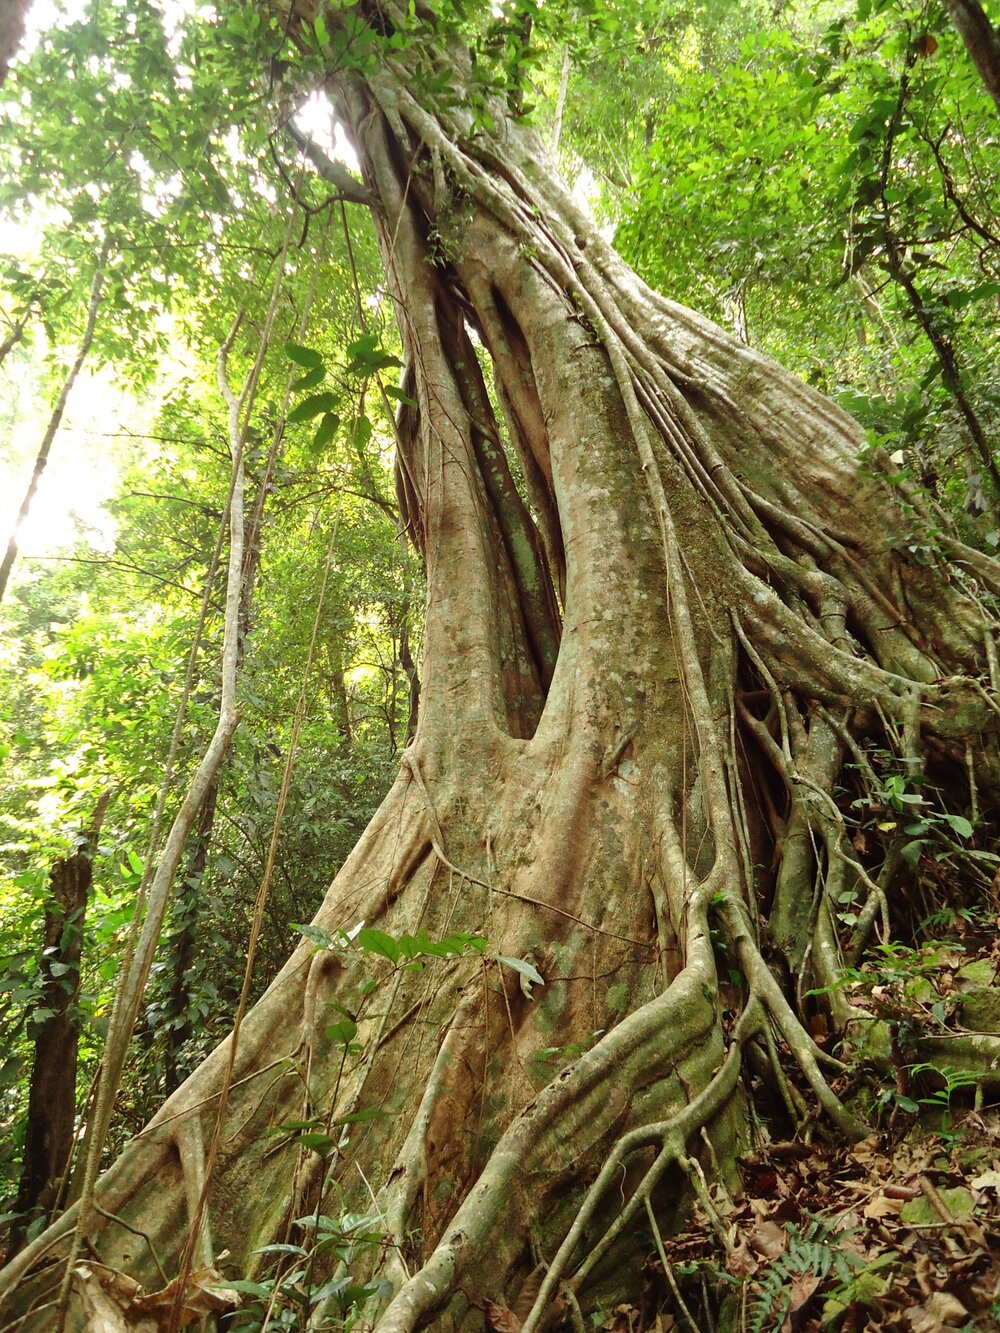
[325,1018,358,1044]
[293,364,325,392]
[0,1057,22,1090]
[312,412,340,452]
[296,1133,338,1152]
[267,1118,322,1135]
[288,391,339,424]
[495,955,545,986]
[332,1107,387,1126]
[943,814,973,839]
[292,923,336,949]
[352,414,373,451]
[946,282,1000,310]
[345,333,379,360]
[346,333,403,374]
[215,1279,272,1298]
[383,384,417,407]
[293,1213,340,1231]
[285,342,324,370]
[334,1284,380,1308]
[355,928,402,963]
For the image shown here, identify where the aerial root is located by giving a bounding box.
[644,1197,700,1333]
[758,1021,810,1126]
[518,1002,757,1333]
[379,993,480,1290]
[509,922,868,1330]
[714,895,866,1137]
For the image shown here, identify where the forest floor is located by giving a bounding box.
[582,922,1000,1333]
[636,1107,1000,1333]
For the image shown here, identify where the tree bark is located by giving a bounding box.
[944,0,1000,114]
[6,794,109,1258]
[398,607,420,745]
[0,0,30,84]
[4,8,1000,1329]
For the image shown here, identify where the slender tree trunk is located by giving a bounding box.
[5,794,109,1258]
[0,0,30,84]
[944,0,1000,114]
[327,642,354,744]
[4,8,1000,1330]
[0,236,110,603]
[159,480,268,1096]
[876,60,1000,504]
[162,784,219,1096]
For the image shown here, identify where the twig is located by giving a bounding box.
[644,1197,700,1333]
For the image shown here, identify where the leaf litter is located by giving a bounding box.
[486,1106,1000,1331]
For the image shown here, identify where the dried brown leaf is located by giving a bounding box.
[485,1299,521,1332]
[130,1265,241,1324]
[908,1292,968,1329]
[89,1268,145,1304]
[748,1220,787,1259]
[74,1266,157,1333]
[885,1183,920,1200]
[768,1142,813,1161]
[865,1193,904,1220]
[728,1239,759,1279]
[788,1271,820,1312]
[512,1264,544,1323]
[914,1252,934,1298]
[849,1134,882,1164]
[904,1308,946,1333]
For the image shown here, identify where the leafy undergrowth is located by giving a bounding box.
[605,1110,1000,1333]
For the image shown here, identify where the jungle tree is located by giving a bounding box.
[3,1,1000,1329]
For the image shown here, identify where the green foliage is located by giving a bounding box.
[604,0,1000,523]
[749,1220,867,1333]
[0,1,418,1195]
[225,1210,391,1331]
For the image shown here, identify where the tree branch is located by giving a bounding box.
[284,122,373,206]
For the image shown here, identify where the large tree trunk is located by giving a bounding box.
[4,8,1000,1329]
